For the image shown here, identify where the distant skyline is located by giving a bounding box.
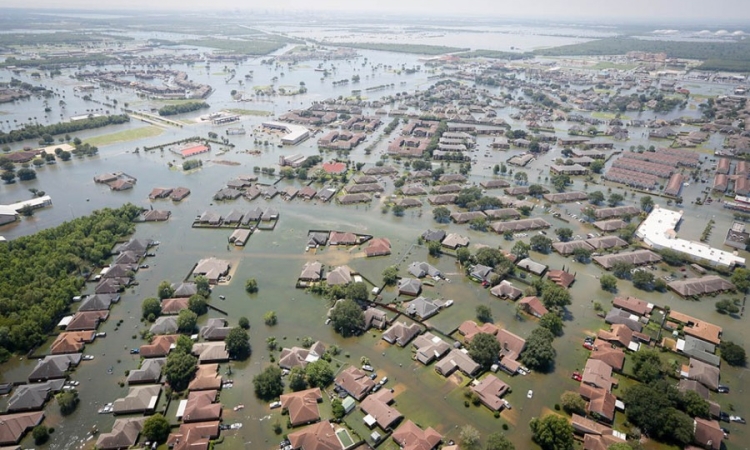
[6,0,750,24]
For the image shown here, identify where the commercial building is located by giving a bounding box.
[262,121,310,145]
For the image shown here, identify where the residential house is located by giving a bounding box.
[693,418,723,450]
[193,257,230,284]
[200,318,231,341]
[518,296,548,318]
[66,310,109,331]
[405,296,440,320]
[588,339,625,371]
[412,333,451,365]
[95,417,146,450]
[364,308,388,330]
[397,278,422,296]
[149,316,178,335]
[181,390,222,423]
[188,364,223,392]
[392,420,442,450]
[191,342,229,363]
[612,296,652,317]
[335,366,375,401]
[365,238,391,257]
[281,388,323,427]
[7,380,64,412]
[140,335,180,358]
[160,298,188,315]
[0,411,45,446]
[361,389,402,430]
[547,269,576,288]
[469,264,493,283]
[167,421,219,450]
[471,375,510,411]
[408,261,441,279]
[279,342,326,370]
[326,266,354,286]
[382,322,422,347]
[288,421,346,450]
[112,385,161,415]
[28,354,81,382]
[435,349,480,377]
[441,233,470,249]
[490,280,523,300]
[50,331,95,354]
[681,358,720,391]
[126,358,165,385]
[582,359,617,392]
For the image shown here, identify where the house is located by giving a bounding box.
[582,359,617,392]
[279,342,326,369]
[50,331,95,354]
[150,316,179,335]
[547,269,576,288]
[585,387,617,422]
[112,385,161,415]
[677,336,720,367]
[668,276,736,299]
[326,266,354,286]
[382,322,422,347]
[365,238,391,257]
[329,231,358,246]
[188,364,223,391]
[140,335,180,358]
[412,332,451,365]
[408,261,441,279]
[0,411,45,446]
[361,389,402,430]
[678,379,710,400]
[490,280,523,300]
[518,296,548,318]
[681,358,720,391]
[604,308,643,332]
[28,354,81,382]
[406,296,440,320]
[571,414,626,450]
[78,293,119,311]
[95,417,146,450]
[127,358,165,385]
[200,318,232,341]
[588,339,625,371]
[300,261,323,282]
[612,296,652,317]
[392,420,442,450]
[364,308,388,330]
[66,310,109,331]
[171,282,198,298]
[435,349,480,377]
[143,210,171,222]
[160,298,189,315]
[397,278,422,296]
[281,388,323,427]
[421,229,446,242]
[596,324,636,351]
[669,310,722,345]
[191,342,229,363]
[288,421,346,450]
[193,257,230,284]
[516,258,547,276]
[335,366,375,401]
[471,375,510,411]
[441,233,470,249]
[7,380,64,412]
[693,418,723,450]
[167,421,220,450]
[469,264,493,282]
[180,390,222,423]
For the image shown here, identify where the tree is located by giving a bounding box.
[141,297,161,321]
[427,240,442,257]
[716,299,740,315]
[305,359,334,387]
[239,317,250,329]
[730,268,750,292]
[528,184,545,197]
[540,313,564,337]
[612,261,634,279]
[521,327,557,372]
[142,413,171,443]
[493,164,500,175]
[195,275,210,297]
[551,174,570,192]
[541,285,572,309]
[476,305,493,323]
[1,170,16,184]
[468,332,501,370]
[329,298,365,337]
[245,278,259,294]
[225,327,251,360]
[19,204,34,217]
[560,391,587,415]
[631,348,663,383]
[600,274,617,292]
[289,366,308,391]
[680,390,709,419]
[607,193,624,207]
[16,168,36,181]
[590,160,604,173]
[346,282,369,302]
[253,365,284,400]
[56,390,79,415]
[459,425,481,450]
[572,247,592,263]
[514,171,528,184]
[556,228,573,241]
[177,309,198,333]
[511,241,530,260]
[263,310,277,326]
[157,280,174,299]
[331,398,346,420]
[529,414,574,450]
[721,341,746,366]
[470,216,488,231]
[632,270,655,290]
[658,249,685,266]
[383,266,399,286]
[518,205,532,216]
[530,235,552,253]
[175,335,194,354]
[188,294,208,316]
[32,425,49,445]
[433,206,451,223]
[606,444,633,450]
[485,432,515,450]
[457,247,471,265]
[640,195,654,212]
[588,191,604,205]
[164,350,198,392]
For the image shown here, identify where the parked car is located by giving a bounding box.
[129,348,140,354]
[718,385,730,393]
[730,416,746,424]
[572,372,582,382]
[527,390,533,399]
[269,401,281,409]
[362,364,374,372]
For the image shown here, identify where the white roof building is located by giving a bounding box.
[636,206,745,268]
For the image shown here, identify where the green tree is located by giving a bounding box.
[175,335,194,354]
[607,193,624,207]
[141,297,161,321]
[530,235,552,253]
[164,350,198,392]
[460,425,481,450]
[468,332,501,370]
[551,173,570,192]
[383,266,399,286]
[157,280,175,299]
[590,160,604,174]
[225,327,251,360]
[305,359,334,387]
[600,274,617,292]
[528,184,545,197]
[631,348,663,383]
[485,432,515,450]
[493,164,500,175]
[588,191,604,205]
[640,195,654,211]
[245,278,259,294]
[345,282,369,302]
[288,366,308,391]
[329,298,365,337]
[541,285,572,310]
[32,425,49,445]
[632,270,655,290]
[721,341,746,366]
[560,391,586,415]
[432,206,451,223]
[658,249,685,266]
[195,275,210,297]
[16,168,36,181]
[177,309,198,333]
[238,317,250,329]
[457,247,472,265]
[253,365,284,400]
[555,228,573,241]
[680,390,709,419]
[511,241,530,260]
[263,311,278,326]
[612,261,634,279]
[521,327,557,372]
[539,313,564,337]
[142,413,171,443]
[187,294,208,316]
[730,268,750,292]
[476,305,493,323]
[331,398,346,420]
[572,247,592,263]
[428,240,442,257]
[56,390,79,416]
[529,414,574,450]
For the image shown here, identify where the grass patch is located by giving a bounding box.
[84,126,164,146]
[590,62,639,71]
[225,109,273,117]
[456,49,532,60]
[591,111,631,120]
[336,42,469,55]
[180,37,296,55]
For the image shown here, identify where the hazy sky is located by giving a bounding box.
[9,0,750,22]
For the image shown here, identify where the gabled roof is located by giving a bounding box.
[50,331,95,354]
[160,298,189,315]
[112,385,161,414]
[7,380,64,412]
[140,334,180,358]
[279,343,325,370]
[167,421,220,450]
[412,332,451,365]
[182,390,222,423]
[518,296,548,318]
[694,418,723,450]
[150,316,178,335]
[300,261,323,281]
[392,420,442,450]
[0,411,45,446]
[335,366,375,401]
[78,294,118,311]
[28,354,81,382]
[612,296,652,316]
[490,280,523,300]
[604,308,643,332]
[326,266,353,286]
[280,388,322,427]
[471,375,510,411]
[364,308,388,330]
[66,310,108,331]
[496,329,526,361]
[365,238,391,257]
[189,364,222,391]
[435,348,480,377]
[191,342,229,363]
[200,318,231,341]
[127,358,165,385]
[382,322,422,347]
[398,278,422,296]
[95,417,146,450]
[288,420,343,450]
[683,358,720,390]
[407,261,441,278]
[171,282,198,298]
[582,359,616,391]
[405,297,440,320]
[361,389,402,430]
[589,339,625,371]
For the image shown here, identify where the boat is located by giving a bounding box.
[233,405,245,411]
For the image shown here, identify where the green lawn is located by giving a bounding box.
[591,112,631,120]
[225,108,273,117]
[84,126,164,146]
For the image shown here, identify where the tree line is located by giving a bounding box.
[0,114,130,145]
[158,102,209,117]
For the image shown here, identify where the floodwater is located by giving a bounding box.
[0,29,749,450]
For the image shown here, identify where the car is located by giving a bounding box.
[139,264,149,269]
[379,377,388,385]
[369,373,377,380]
[362,364,374,372]
[372,384,382,393]
[721,427,730,436]
[583,342,594,350]
[730,416,746,424]
[219,295,226,300]
[503,399,512,410]
[269,401,281,409]
[527,390,533,399]
[129,348,140,354]
[718,385,730,393]
[572,372,582,382]
[720,412,730,422]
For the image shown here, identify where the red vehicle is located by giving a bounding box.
[572,372,582,382]
[583,342,594,350]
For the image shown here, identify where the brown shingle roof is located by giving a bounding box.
[281,388,323,427]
